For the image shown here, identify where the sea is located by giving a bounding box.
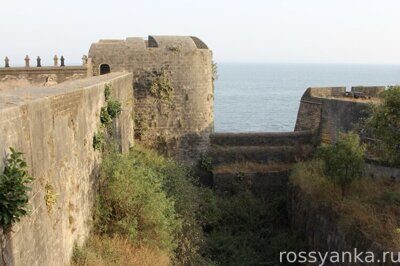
[214,63,400,132]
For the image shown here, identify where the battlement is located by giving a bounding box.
[304,86,385,100]
[92,35,209,52]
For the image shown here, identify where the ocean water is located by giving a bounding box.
[214,63,400,132]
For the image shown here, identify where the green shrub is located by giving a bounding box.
[100,107,112,125]
[104,83,111,101]
[0,148,34,230]
[365,86,400,165]
[94,146,216,264]
[315,132,366,196]
[92,132,105,151]
[199,153,213,172]
[107,100,122,119]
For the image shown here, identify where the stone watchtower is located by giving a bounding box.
[88,36,214,164]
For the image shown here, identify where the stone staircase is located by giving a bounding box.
[209,131,315,197]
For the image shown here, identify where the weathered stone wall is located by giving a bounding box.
[295,87,376,144]
[0,66,90,87]
[88,36,213,164]
[364,161,400,181]
[0,72,134,266]
[209,131,315,196]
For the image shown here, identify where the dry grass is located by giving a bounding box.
[291,160,400,250]
[213,161,292,174]
[71,235,171,266]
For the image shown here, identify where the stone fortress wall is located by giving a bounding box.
[0,35,213,265]
[0,72,134,265]
[1,35,213,165]
[0,35,397,265]
[89,36,214,164]
[295,86,384,144]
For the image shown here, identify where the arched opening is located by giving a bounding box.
[100,64,110,75]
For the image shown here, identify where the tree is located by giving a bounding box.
[365,86,400,165]
[316,132,366,197]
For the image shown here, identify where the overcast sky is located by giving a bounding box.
[1,0,400,65]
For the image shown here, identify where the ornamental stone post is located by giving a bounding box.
[82,55,88,65]
[4,57,9,68]
[60,56,65,67]
[24,55,30,67]
[53,55,59,66]
[36,56,41,67]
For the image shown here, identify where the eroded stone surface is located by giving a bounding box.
[0,72,134,266]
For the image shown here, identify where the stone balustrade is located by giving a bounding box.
[3,55,89,68]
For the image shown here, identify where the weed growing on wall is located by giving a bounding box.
[93,83,122,150]
[93,131,105,151]
[106,100,122,119]
[149,69,174,106]
[100,107,112,125]
[0,148,34,230]
[44,183,57,213]
[104,83,111,101]
[136,68,175,107]
[212,61,218,88]
[134,114,148,140]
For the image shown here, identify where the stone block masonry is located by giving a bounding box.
[89,36,214,165]
[295,87,378,144]
[0,72,134,266]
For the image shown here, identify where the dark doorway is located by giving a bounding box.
[100,64,110,75]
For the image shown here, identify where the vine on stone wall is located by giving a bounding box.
[167,45,181,52]
[134,68,175,148]
[212,61,218,90]
[93,83,122,151]
[134,114,148,141]
[136,68,175,107]
[149,69,174,107]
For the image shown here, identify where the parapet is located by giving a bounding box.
[90,35,210,53]
[302,87,346,99]
[302,86,386,101]
[351,86,385,97]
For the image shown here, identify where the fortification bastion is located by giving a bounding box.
[89,36,214,164]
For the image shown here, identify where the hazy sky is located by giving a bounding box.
[1,0,400,65]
